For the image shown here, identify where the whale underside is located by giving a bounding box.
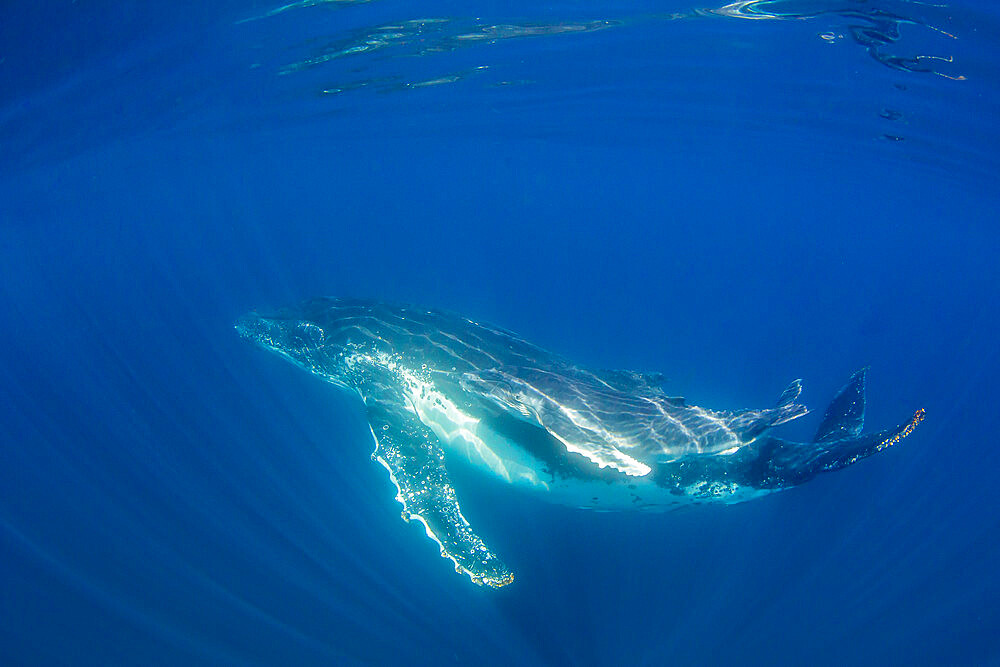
[237,297,924,587]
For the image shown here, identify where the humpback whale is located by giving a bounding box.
[237,298,924,587]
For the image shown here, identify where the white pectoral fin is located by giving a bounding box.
[365,394,514,588]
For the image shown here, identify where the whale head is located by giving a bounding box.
[236,310,332,376]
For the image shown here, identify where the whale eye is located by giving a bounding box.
[297,322,325,346]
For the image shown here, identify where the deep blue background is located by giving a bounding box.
[2,1,998,664]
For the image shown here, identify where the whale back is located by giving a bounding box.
[460,364,808,476]
[294,297,564,375]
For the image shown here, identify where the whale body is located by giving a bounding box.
[237,297,924,587]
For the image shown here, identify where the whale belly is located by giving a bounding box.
[404,375,552,492]
[402,372,772,510]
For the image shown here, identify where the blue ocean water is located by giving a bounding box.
[1,1,998,664]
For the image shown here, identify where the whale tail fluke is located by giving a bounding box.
[750,369,925,488]
[813,367,868,444]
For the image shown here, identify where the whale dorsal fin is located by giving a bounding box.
[776,379,803,408]
[814,368,867,443]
